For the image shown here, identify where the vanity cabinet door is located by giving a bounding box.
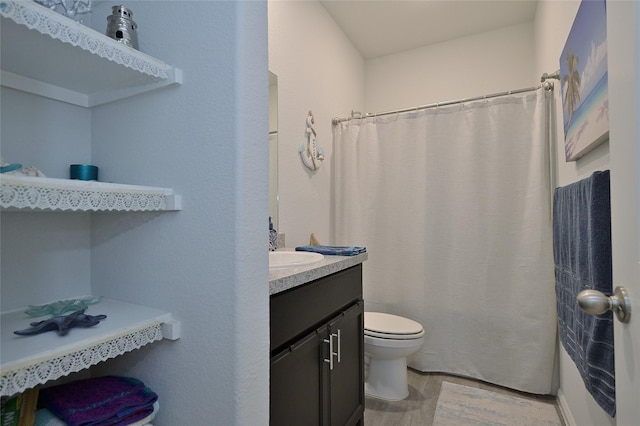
[270,324,328,426]
[328,301,364,426]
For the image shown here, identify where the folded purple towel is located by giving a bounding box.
[38,376,158,426]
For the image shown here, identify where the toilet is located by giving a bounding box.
[364,312,425,401]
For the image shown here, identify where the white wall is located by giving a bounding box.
[0,89,92,311]
[365,21,534,112]
[90,2,269,424]
[1,1,269,425]
[268,0,364,247]
[1,0,94,312]
[534,2,613,425]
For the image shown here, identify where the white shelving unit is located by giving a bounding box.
[1,298,181,397]
[0,1,183,107]
[0,1,183,211]
[0,1,183,398]
[1,175,182,212]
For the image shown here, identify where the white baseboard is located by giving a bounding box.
[557,389,577,426]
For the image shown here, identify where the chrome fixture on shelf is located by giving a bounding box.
[106,5,138,49]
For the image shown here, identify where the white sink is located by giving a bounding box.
[269,251,324,269]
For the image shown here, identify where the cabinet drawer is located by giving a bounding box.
[270,265,362,353]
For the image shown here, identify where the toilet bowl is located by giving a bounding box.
[364,312,425,401]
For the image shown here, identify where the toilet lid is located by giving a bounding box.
[364,312,424,337]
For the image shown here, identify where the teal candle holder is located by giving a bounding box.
[70,164,98,181]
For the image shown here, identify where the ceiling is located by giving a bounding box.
[319,0,539,59]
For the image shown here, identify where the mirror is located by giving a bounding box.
[269,72,279,229]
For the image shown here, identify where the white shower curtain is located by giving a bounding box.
[333,90,557,394]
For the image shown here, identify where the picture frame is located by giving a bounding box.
[560,0,609,162]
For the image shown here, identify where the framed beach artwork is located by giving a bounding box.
[560,0,609,162]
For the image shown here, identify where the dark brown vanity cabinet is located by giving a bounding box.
[270,265,364,426]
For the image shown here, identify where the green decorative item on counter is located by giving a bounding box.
[25,296,102,317]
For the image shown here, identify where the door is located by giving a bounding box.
[607,1,640,424]
[270,324,327,426]
[328,302,364,426]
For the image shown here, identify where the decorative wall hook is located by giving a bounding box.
[299,110,324,171]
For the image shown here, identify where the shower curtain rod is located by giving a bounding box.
[332,70,560,125]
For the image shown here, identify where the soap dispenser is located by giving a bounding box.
[269,217,277,251]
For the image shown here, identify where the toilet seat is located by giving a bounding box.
[364,312,425,340]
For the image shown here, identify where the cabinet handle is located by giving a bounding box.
[336,329,341,363]
[324,333,339,370]
[324,334,334,370]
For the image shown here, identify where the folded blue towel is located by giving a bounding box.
[296,245,366,256]
[553,170,614,416]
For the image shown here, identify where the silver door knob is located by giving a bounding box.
[577,286,631,323]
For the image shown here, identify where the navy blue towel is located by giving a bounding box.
[295,245,366,256]
[553,170,614,416]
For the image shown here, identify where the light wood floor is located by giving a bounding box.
[364,369,564,425]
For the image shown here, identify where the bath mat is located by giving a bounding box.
[433,382,561,426]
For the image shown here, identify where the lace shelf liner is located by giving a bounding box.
[1,298,179,397]
[1,175,181,212]
[0,1,182,107]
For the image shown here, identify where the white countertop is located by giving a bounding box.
[269,251,368,296]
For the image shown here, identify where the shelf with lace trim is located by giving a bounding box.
[1,298,181,397]
[0,1,183,107]
[0,175,182,212]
